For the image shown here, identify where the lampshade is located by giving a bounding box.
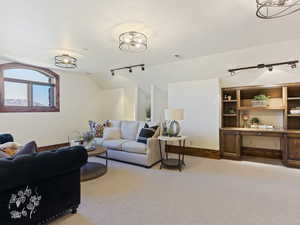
[164,109,184,121]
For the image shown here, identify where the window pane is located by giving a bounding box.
[33,84,52,107]
[4,69,49,83]
[4,81,28,106]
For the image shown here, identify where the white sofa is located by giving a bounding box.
[93,120,164,168]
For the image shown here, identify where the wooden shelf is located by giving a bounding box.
[223,100,237,103]
[223,114,237,117]
[238,106,285,111]
[288,114,300,117]
[288,97,300,101]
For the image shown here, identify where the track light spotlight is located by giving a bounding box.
[141,66,145,71]
[129,68,132,73]
[268,66,273,72]
[291,63,297,69]
[111,70,115,76]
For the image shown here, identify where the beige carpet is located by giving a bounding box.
[51,155,300,225]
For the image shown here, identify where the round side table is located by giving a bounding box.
[158,136,187,172]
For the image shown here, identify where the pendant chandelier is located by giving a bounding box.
[256,0,300,19]
[55,54,77,69]
[119,31,148,53]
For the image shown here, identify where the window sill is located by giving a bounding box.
[0,106,60,113]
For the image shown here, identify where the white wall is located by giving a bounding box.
[0,70,103,146]
[151,85,168,123]
[168,78,220,150]
[99,87,139,121]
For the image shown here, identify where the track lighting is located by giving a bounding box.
[228,60,299,75]
[291,63,297,69]
[268,66,273,72]
[110,64,145,76]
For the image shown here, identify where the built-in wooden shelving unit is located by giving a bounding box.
[221,83,300,130]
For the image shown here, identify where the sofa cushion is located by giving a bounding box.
[122,141,147,155]
[102,139,128,150]
[121,121,139,140]
[0,151,9,158]
[93,137,104,146]
[110,120,121,128]
[136,122,146,140]
[16,141,37,156]
[137,124,159,144]
[0,134,14,145]
[103,127,121,140]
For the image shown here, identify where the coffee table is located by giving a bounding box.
[80,146,108,182]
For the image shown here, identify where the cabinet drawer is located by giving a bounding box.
[240,131,282,137]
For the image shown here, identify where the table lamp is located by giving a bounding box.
[164,108,184,137]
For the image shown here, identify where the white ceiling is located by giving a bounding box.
[1,0,300,89]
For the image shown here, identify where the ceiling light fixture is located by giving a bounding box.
[228,60,298,75]
[291,63,297,69]
[119,31,148,53]
[55,54,77,69]
[256,0,300,19]
[110,64,145,76]
[268,66,274,72]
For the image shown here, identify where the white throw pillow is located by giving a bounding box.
[0,142,20,150]
[103,127,121,140]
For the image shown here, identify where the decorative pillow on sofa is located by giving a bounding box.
[137,124,159,144]
[0,150,9,158]
[0,142,21,156]
[15,141,37,156]
[103,127,121,140]
[0,142,20,150]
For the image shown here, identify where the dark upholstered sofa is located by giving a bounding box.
[0,134,88,225]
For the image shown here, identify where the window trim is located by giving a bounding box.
[0,63,60,113]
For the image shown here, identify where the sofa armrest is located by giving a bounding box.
[146,138,164,165]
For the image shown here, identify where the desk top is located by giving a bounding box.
[220,127,300,134]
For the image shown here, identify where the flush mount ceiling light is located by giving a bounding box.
[256,0,300,19]
[55,54,77,69]
[119,31,147,53]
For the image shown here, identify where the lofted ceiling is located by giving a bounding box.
[1,0,300,89]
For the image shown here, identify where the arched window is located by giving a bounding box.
[0,63,60,112]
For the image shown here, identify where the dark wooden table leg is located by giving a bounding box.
[159,140,163,169]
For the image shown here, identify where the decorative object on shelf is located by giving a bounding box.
[251,94,270,107]
[250,117,260,128]
[227,95,232,101]
[256,0,300,19]
[224,94,228,100]
[55,54,77,69]
[290,107,300,114]
[119,31,147,52]
[228,60,298,76]
[228,108,235,114]
[165,109,184,137]
[242,114,250,128]
[110,64,145,76]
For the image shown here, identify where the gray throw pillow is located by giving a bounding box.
[15,141,37,156]
[0,150,9,158]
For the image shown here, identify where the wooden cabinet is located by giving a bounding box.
[284,133,300,168]
[220,130,241,160]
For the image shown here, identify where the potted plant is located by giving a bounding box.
[250,117,260,128]
[251,94,270,107]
